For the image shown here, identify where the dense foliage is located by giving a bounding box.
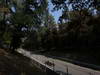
[0,0,100,62]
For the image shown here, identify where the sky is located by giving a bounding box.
[48,0,62,23]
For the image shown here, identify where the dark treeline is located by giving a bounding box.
[23,0,100,52]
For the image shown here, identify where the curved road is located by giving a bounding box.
[17,48,100,75]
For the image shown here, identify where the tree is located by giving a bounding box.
[51,0,100,22]
[0,0,11,48]
[50,0,100,51]
[21,0,52,51]
[0,0,51,51]
[22,0,59,51]
[41,14,57,51]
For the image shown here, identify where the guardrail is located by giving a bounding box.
[45,54,100,70]
[44,55,100,75]
[30,58,59,75]
[17,50,60,75]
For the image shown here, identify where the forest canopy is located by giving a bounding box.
[0,0,100,55]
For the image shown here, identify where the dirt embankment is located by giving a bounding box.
[0,49,46,75]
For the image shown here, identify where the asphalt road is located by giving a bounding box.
[17,48,100,75]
